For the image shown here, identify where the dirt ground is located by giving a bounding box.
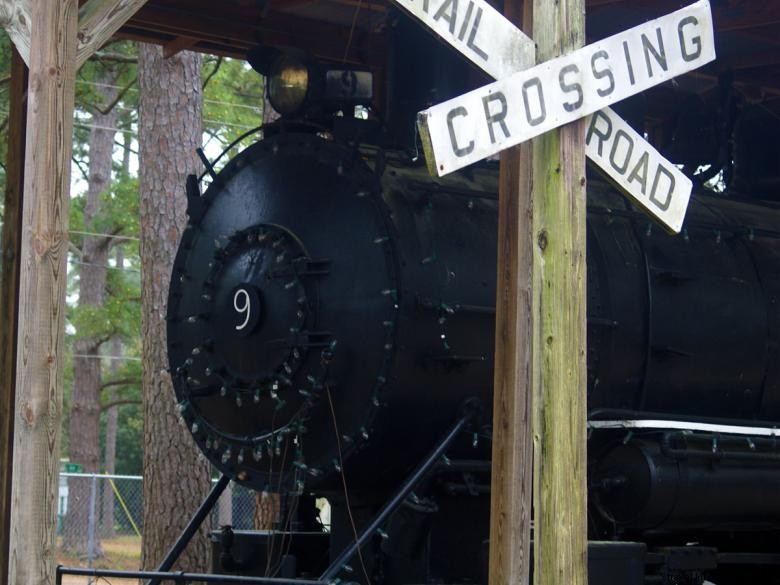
[57,534,141,585]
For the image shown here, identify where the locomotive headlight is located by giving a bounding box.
[268,54,310,115]
[249,45,373,118]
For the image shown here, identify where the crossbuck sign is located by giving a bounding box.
[392,0,715,233]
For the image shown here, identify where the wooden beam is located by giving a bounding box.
[714,1,780,32]
[162,35,198,58]
[722,49,780,71]
[0,47,27,585]
[0,0,31,65]
[76,0,149,69]
[271,0,387,14]
[8,0,78,584]
[531,0,588,583]
[488,1,534,584]
[124,3,381,66]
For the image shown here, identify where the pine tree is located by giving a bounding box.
[137,44,211,572]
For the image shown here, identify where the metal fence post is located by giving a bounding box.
[87,473,97,567]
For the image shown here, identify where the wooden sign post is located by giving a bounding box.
[490,0,534,581]
[529,1,588,581]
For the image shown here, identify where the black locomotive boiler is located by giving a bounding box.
[165,118,780,584]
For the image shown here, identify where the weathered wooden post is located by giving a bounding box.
[0,1,150,580]
[0,47,28,585]
[488,2,535,585]
[529,0,589,583]
[490,0,588,582]
[7,1,78,584]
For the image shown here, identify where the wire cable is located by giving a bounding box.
[69,230,140,242]
[342,0,364,64]
[325,385,372,585]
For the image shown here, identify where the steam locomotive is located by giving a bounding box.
[164,22,780,585]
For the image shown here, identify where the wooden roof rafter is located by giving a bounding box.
[118,0,386,65]
[0,0,150,67]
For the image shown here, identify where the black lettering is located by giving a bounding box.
[641,27,668,77]
[433,0,458,34]
[447,106,475,157]
[522,77,546,126]
[458,1,475,41]
[623,41,635,85]
[482,92,510,144]
[467,7,489,61]
[609,129,634,174]
[627,152,649,194]
[421,0,430,12]
[559,64,583,112]
[678,16,702,62]
[585,110,612,156]
[591,50,615,97]
[650,165,675,211]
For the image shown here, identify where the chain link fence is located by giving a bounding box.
[57,473,260,582]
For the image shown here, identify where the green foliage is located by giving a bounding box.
[76,41,139,116]
[202,56,266,170]
[114,402,143,475]
[64,43,143,469]
[68,174,141,346]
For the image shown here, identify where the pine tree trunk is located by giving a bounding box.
[138,44,212,573]
[253,491,280,531]
[100,367,118,538]
[100,248,123,539]
[63,72,117,556]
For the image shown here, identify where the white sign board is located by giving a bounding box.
[418,0,715,176]
[391,0,699,232]
[585,109,692,233]
[390,0,536,79]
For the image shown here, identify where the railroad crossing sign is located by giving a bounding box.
[392,0,715,233]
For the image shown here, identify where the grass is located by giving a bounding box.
[57,534,141,572]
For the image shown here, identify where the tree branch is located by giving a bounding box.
[100,398,141,412]
[202,56,222,90]
[82,74,138,117]
[96,74,137,116]
[94,51,137,64]
[72,155,90,182]
[100,377,140,391]
[95,330,119,347]
[114,138,138,155]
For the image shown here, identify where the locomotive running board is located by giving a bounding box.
[588,419,780,437]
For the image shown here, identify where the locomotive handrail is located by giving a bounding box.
[196,120,338,183]
[320,411,474,582]
[588,419,780,437]
[55,566,328,585]
[149,473,231,585]
[588,408,780,436]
